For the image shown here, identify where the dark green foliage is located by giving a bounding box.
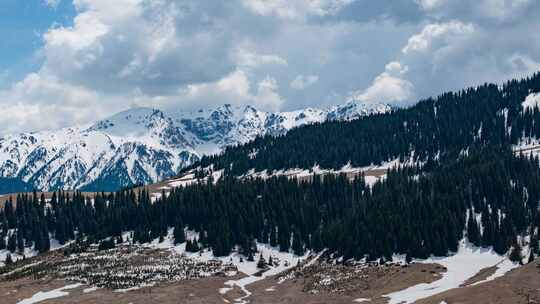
[7,233,16,252]
[173,221,185,245]
[509,243,523,264]
[292,230,304,256]
[240,236,257,258]
[1,147,540,261]
[257,253,266,269]
[528,251,535,264]
[98,239,115,251]
[185,239,200,253]
[190,73,540,178]
[467,215,481,246]
[16,231,24,253]
[405,253,412,264]
[4,253,13,266]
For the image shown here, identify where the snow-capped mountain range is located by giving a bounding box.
[0,101,391,192]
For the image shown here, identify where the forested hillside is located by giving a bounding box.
[194,73,540,176]
[2,73,540,263]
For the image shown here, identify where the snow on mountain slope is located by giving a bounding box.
[0,101,390,192]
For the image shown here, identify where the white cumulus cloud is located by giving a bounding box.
[348,61,413,106]
[290,75,319,89]
[402,21,475,54]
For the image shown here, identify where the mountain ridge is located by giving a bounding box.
[0,101,391,192]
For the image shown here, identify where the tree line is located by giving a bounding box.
[2,72,540,263]
[1,147,539,263]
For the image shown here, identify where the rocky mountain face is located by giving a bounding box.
[0,101,391,192]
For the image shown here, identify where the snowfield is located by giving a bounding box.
[17,283,83,304]
[0,237,70,266]
[384,240,519,304]
[522,92,540,111]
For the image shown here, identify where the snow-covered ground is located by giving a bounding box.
[0,247,37,266]
[470,258,517,286]
[116,230,309,302]
[384,240,519,304]
[161,229,308,304]
[513,137,540,158]
[216,243,308,304]
[139,226,307,303]
[0,237,72,266]
[1,225,523,304]
[16,283,83,304]
[522,92,540,111]
[513,93,540,157]
[238,154,423,186]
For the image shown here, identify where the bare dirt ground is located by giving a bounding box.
[2,258,540,304]
[246,262,444,304]
[460,265,497,287]
[0,253,445,304]
[0,277,236,304]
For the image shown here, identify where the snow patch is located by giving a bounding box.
[470,259,518,286]
[82,286,100,294]
[16,283,83,304]
[384,240,518,304]
[522,92,540,111]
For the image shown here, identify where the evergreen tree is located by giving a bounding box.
[269,226,277,247]
[528,251,535,264]
[256,253,267,269]
[509,243,523,264]
[292,230,305,256]
[4,253,13,266]
[278,226,290,253]
[16,231,24,253]
[7,233,16,252]
[173,222,185,245]
[467,214,481,246]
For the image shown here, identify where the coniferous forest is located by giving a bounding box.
[2,73,540,262]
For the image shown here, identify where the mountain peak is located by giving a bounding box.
[86,107,167,137]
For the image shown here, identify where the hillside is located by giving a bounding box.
[193,74,540,176]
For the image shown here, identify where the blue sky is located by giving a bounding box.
[0,0,75,88]
[0,0,539,134]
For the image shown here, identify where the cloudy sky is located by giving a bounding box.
[0,0,539,134]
